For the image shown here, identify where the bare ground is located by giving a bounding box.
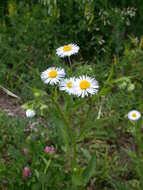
[0,89,24,117]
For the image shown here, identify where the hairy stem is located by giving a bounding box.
[53,98,70,152]
[53,98,77,168]
[68,56,72,71]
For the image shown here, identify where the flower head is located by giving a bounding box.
[74,76,99,98]
[56,43,79,58]
[22,166,31,180]
[41,67,65,85]
[128,110,141,121]
[59,77,76,95]
[45,146,55,155]
[26,109,36,118]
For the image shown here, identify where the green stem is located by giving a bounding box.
[133,122,143,188]
[53,98,70,153]
[42,181,45,190]
[98,64,114,97]
[77,99,92,140]
[135,122,143,157]
[68,56,72,71]
[53,98,77,169]
[68,121,77,169]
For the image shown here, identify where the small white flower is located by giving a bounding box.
[56,43,79,58]
[26,109,36,118]
[41,67,65,85]
[128,110,141,121]
[74,75,99,98]
[59,77,76,95]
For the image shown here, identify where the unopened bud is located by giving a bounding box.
[128,83,135,91]
[22,166,31,180]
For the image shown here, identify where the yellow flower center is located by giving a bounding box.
[48,70,57,78]
[132,113,137,118]
[67,81,72,88]
[63,45,72,52]
[80,80,90,90]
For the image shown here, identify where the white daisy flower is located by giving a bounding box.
[74,76,99,98]
[26,109,36,118]
[56,43,79,58]
[128,110,141,121]
[59,77,76,95]
[41,67,65,85]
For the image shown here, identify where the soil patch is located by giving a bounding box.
[0,89,24,117]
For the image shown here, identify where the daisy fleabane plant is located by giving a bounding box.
[74,75,99,98]
[56,43,79,58]
[59,77,76,95]
[128,110,141,121]
[41,67,66,85]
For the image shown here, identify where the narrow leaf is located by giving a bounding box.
[0,85,19,99]
[82,154,96,184]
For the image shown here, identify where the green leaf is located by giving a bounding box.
[41,156,51,174]
[0,159,6,172]
[32,183,41,190]
[34,169,40,179]
[72,168,85,187]
[82,154,96,184]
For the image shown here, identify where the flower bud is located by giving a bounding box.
[73,167,77,172]
[22,166,31,180]
[26,109,36,118]
[34,92,40,97]
[119,82,127,89]
[127,83,135,91]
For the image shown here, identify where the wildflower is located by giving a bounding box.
[45,146,55,155]
[74,76,99,98]
[128,110,141,121]
[26,109,36,118]
[41,67,65,85]
[59,77,76,95]
[22,166,31,180]
[56,43,79,57]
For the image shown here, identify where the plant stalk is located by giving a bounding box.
[53,98,77,169]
